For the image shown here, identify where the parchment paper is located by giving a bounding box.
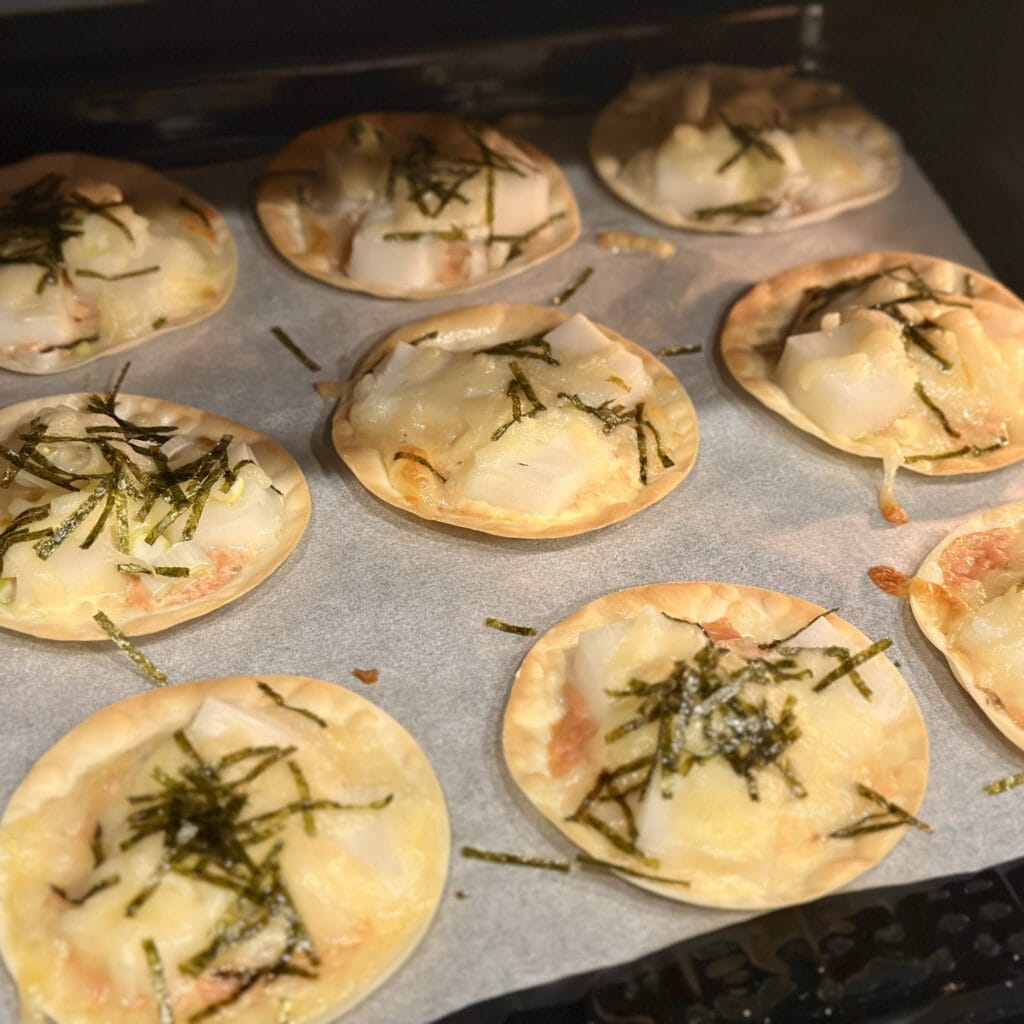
[2,117,1022,1024]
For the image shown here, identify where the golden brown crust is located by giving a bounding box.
[0,393,310,641]
[504,582,929,910]
[911,501,1024,752]
[0,674,449,1024]
[331,303,699,538]
[256,113,580,299]
[0,153,237,375]
[590,65,900,234]
[720,251,1024,476]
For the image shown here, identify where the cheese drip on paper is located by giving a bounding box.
[347,313,674,518]
[0,398,284,619]
[312,119,560,292]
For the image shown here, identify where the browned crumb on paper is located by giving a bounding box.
[879,495,909,526]
[597,230,676,258]
[352,668,379,685]
[868,565,911,598]
[315,380,348,399]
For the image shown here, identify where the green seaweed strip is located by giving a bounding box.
[270,325,321,372]
[575,852,690,886]
[551,266,593,306]
[657,344,702,356]
[905,437,1007,463]
[811,638,891,692]
[985,771,1024,795]
[34,480,109,559]
[461,845,570,873]
[855,783,932,833]
[695,196,779,221]
[759,608,840,650]
[485,617,537,636]
[289,761,316,836]
[93,610,169,686]
[393,451,447,482]
[914,381,960,437]
[178,195,212,230]
[257,680,328,728]
[74,265,160,281]
[51,874,121,905]
[142,938,175,1024]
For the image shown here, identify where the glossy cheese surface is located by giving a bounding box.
[333,304,698,538]
[505,583,929,909]
[0,675,449,1024]
[0,391,309,640]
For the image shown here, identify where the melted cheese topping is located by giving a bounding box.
[0,677,448,1024]
[593,65,897,230]
[774,271,1024,461]
[0,400,284,626]
[309,117,563,293]
[340,310,694,534]
[0,168,233,372]
[505,585,929,909]
[912,507,1024,738]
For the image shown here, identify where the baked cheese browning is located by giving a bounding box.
[333,304,698,539]
[0,675,450,1024]
[256,114,580,299]
[910,502,1024,753]
[0,386,309,640]
[0,154,236,374]
[721,253,1024,521]
[504,583,929,909]
[590,65,900,234]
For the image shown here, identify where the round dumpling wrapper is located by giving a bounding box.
[590,65,900,234]
[504,582,929,909]
[0,674,450,1024]
[0,388,309,640]
[720,251,1024,521]
[0,153,236,374]
[910,501,1024,753]
[256,113,580,300]
[331,303,699,538]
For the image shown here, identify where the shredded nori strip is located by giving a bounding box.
[270,325,321,372]
[93,610,169,686]
[905,436,1007,463]
[38,332,100,354]
[717,114,784,173]
[985,772,1024,795]
[120,728,391,1016]
[485,617,537,636]
[461,845,570,873]
[914,381,960,437]
[91,822,106,867]
[551,266,593,306]
[178,195,212,230]
[257,680,328,728]
[810,638,891,693]
[393,450,447,482]
[51,874,121,905]
[482,333,560,366]
[695,197,779,222]
[74,265,160,281]
[143,938,175,1024]
[575,852,690,886]
[491,360,546,440]
[657,344,702,356]
[759,608,840,650]
[829,783,933,838]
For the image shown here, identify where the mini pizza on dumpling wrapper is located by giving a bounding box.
[331,303,699,538]
[0,384,310,640]
[504,582,929,910]
[910,501,1024,753]
[0,674,449,1024]
[0,153,236,374]
[257,113,580,299]
[590,65,900,234]
[721,251,1024,522]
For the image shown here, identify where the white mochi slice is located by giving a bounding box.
[347,213,441,291]
[955,584,1024,679]
[776,317,916,437]
[545,313,613,359]
[0,265,77,347]
[456,412,603,515]
[491,169,550,236]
